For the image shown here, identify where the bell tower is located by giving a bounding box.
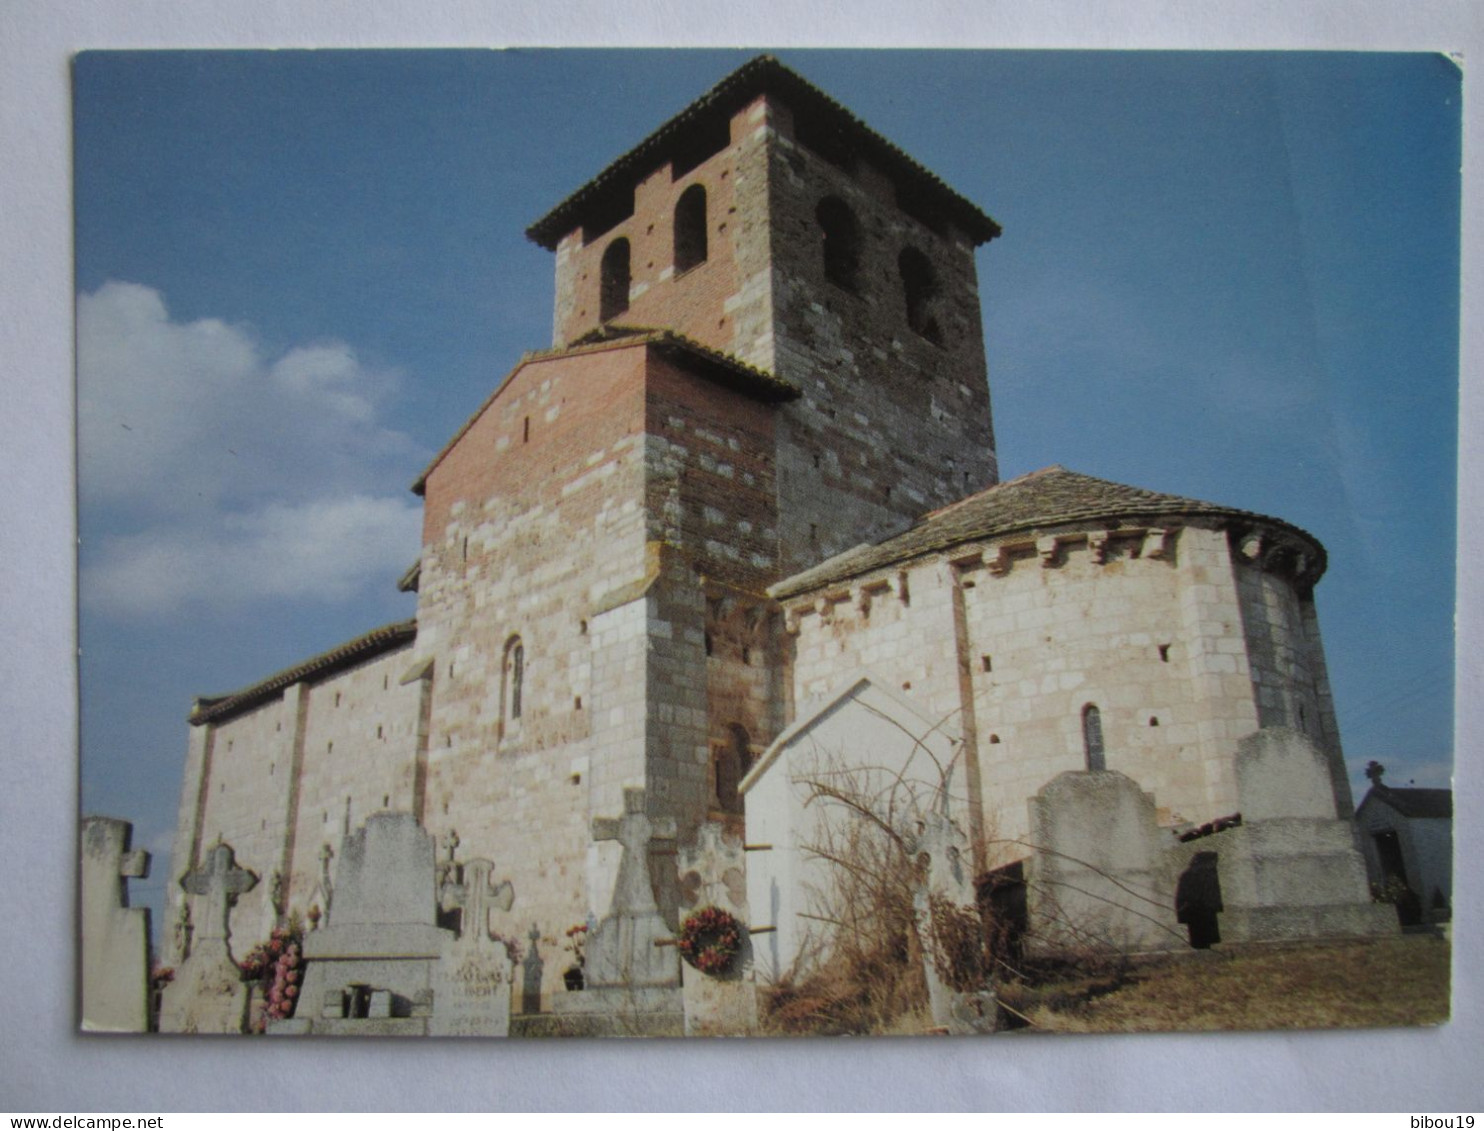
[527,55,1003,575]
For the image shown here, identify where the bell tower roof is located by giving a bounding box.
[525,54,1002,251]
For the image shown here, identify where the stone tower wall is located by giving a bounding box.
[546,90,1000,579]
[551,96,774,368]
[761,100,998,573]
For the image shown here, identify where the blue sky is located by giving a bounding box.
[73,49,1460,927]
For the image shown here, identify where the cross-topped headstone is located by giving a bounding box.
[585,789,681,990]
[439,857,515,946]
[181,841,258,946]
[80,817,153,1031]
[159,837,257,1034]
[592,788,676,916]
[678,823,747,914]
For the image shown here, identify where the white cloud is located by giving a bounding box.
[84,494,423,618]
[78,281,422,519]
[78,283,429,619]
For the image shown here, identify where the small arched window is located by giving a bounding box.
[898,246,942,344]
[715,723,752,814]
[599,238,631,322]
[1082,704,1105,772]
[501,635,525,737]
[816,197,861,291]
[674,184,708,274]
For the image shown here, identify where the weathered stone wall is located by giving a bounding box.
[1233,552,1351,814]
[547,89,1000,578]
[416,345,653,1001]
[779,521,1336,873]
[552,97,771,368]
[164,644,422,964]
[288,653,427,922]
[762,99,998,573]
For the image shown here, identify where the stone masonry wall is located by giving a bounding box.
[780,522,1331,875]
[1233,554,1352,814]
[552,97,772,368]
[164,642,422,965]
[416,344,652,1002]
[547,90,999,579]
[641,353,784,844]
[762,100,998,574]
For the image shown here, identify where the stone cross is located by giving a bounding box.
[180,841,258,946]
[439,857,514,945]
[438,829,461,886]
[678,823,747,914]
[316,841,335,922]
[593,788,676,916]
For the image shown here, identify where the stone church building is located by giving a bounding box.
[165,56,1385,1014]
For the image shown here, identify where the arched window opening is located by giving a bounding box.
[1082,704,1105,772]
[500,635,525,738]
[714,723,752,814]
[898,246,943,344]
[816,197,861,292]
[674,184,708,274]
[599,238,631,322]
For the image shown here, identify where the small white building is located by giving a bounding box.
[740,673,964,982]
[1355,785,1453,926]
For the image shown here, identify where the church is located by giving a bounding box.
[163,55,1389,1020]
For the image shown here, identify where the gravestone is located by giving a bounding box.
[429,857,516,1037]
[80,816,152,1032]
[158,839,257,1033]
[1026,771,1184,955]
[1211,728,1396,942]
[586,789,680,989]
[910,811,997,1034]
[551,789,683,1035]
[677,823,757,1036]
[285,812,452,1035]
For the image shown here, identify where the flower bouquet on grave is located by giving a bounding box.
[677,906,742,976]
[238,924,303,1032]
[562,922,588,990]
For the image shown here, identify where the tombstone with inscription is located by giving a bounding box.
[677,823,758,1036]
[281,811,453,1036]
[429,857,517,1037]
[158,839,257,1033]
[80,816,152,1032]
[552,789,684,1035]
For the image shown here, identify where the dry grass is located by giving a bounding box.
[1010,935,1451,1033]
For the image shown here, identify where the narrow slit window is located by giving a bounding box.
[898,246,943,344]
[497,634,524,740]
[674,184,708,273]
[1082,704,1105,772]
[599,238,631,321]
[816,197,861,291]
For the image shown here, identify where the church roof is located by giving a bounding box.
[411,328,797,495]
[1360,785,1454,820]
[525,54,1002,250]
[770,465,1327,599]
[189,619,417,726]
